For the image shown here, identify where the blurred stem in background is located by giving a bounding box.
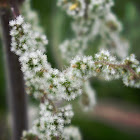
[0,0,28,140]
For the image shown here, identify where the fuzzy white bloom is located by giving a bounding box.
[59,39,87,61]
[62,126,82,140]
[10,15,48,56]
[59,70,83,101]
[23,101,74,139]
[9,20,16,26]
[57,0,86,18]
[16,15,24,25]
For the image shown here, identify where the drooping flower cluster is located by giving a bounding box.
[59,39,87,61]
[122,54,140,88]
[58,0,129,62]
[23,102,74,139]
[22,125,81,140]
[70,50,140,88]
[62,126,82,140]
[9,1,140,139]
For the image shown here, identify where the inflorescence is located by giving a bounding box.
[9,0,140,140]
[58,0,129,61]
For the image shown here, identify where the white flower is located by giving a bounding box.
[9,20,16,26]
[16,15,24,25]
[81,64,87,70]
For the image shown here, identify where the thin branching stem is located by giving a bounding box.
[40,90,58,113]
[94,61,140,79]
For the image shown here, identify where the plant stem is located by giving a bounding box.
[0,1,28,140]
[84,0,89,19]
[94,61,140,79]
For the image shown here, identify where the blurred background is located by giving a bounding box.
[0,0,140,139]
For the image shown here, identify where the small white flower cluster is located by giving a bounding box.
[94,50,120,80]
[57,0,86,18]
[62,126,82,140]
[59,104,74,124]
[59,39,87,61]
[39,68,83,101]
[72,19,93,38]
[70,55,94,80]
[57,0,113,18]
[89,0,114,17]
[59,70,83,101]
[98,12,129,59]
[122,54,140,88]
[10,15,48,56]
[19,50,52,98]
[70,50,140,87]
[58,0,129,63]
[69,49,119,81]
[23,101,74,139]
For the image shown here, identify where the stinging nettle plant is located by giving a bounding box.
[6,0,140,139]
